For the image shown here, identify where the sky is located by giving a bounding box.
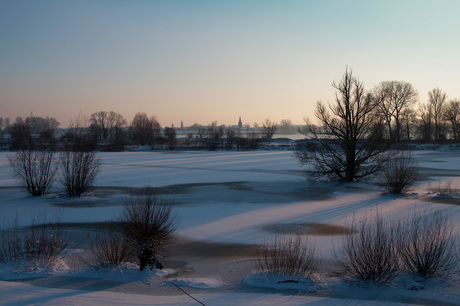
[1,0,460,128]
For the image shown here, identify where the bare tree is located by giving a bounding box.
[90,111,109,140]
[199,122,224,150]
[107,111,127,141]
[225,126,236,150]
[9,115,60,149]
[9,121,32,150]
[280,119,293,133]
[295,68,390,182]
[443,99,460,140]
[428,88,447,142]
[418,102,433,142]
[130,112,162,147]
[163,127,177,151]
[400,107,417,141]
[9,143,57,196]
[90,111,127,142]
[131,112,150,145]
[25,115,60,140]
[373,81,418,141]
[262,119,278,140]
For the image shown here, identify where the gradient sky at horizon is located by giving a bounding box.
[1,0,460,128]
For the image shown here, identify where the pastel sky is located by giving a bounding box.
[1,0,459,127]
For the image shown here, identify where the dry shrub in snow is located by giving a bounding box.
[0,213,68,271]
[377,151,418,194]
[255,235,317,279]
[60,150,101,197]
[9,145,57,196]
[397,210,457,280]
[85,227,130,268]
[428,181,456,196]
[335,213,399,286]
[118,192,177,271]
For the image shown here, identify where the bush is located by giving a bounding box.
[60,150,101,197]
[378,151,418,194]
[428,181,456,196]
[117,192,177,271]
[0,213,68,271]
[84,227,130,268]
[397,210,457,279]
[255,235,317,279]
[335,213,400,286]
[9,145,57,196]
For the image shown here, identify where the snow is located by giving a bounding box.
[0,149,460,305]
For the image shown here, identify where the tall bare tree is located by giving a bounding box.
[90,111,127,141]
[295,68,389,182]
[442,99,460,140]
[373,81,418,141]
[418,102,433,142]
[163,127,177,151]
[107,111,127,140]
[89,111,109,140]
[9,121,32,150]
[9,115,59,149]
[428,87,447,141]
[130,113,161,147]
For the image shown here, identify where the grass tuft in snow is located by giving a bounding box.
[254,235,318,283]
[82,224,130,269]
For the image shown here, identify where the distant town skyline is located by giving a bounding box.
[1,0,460,128]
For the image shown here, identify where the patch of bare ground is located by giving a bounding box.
[262,222,350,236]
[168,236,260,259]
[162,237,260,281]
[421,195,460,205]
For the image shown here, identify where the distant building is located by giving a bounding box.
[238,116,242,128]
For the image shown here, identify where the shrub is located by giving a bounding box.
[335,213,400,286]
[117,192,177,271]
[0,213,68,271]
[428,181,456,196]
[9,145,57,196]
[397,210,457,279]
[377,151,418,194]
[255,235,317,279]
[60,150,101,197]
[85,227,130,268]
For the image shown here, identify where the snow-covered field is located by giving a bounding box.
[1,150,460,305]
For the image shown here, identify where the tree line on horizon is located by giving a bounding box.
[1,69,460,152]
